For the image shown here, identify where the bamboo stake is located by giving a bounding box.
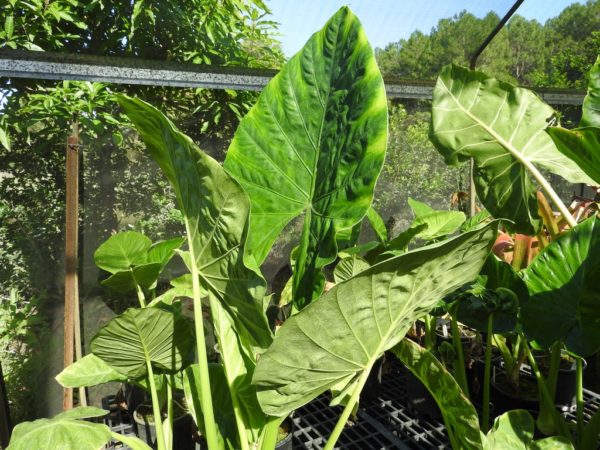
[63,121,85,409]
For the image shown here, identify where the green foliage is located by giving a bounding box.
[430,64,593,234]
[55,354,128,388]
[521,216,600,357]
[94,231,184,293]
[7,407,151,450]
[547,56,600,185]
[483,410,574,449]
[224,7,388,310]
[90,307,195,378]
[376,3,600,88]
[253,222,497,417]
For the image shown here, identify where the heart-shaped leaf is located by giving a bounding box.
[253,222,497,416]
[430,65,593,234]
[522,216,600,356]
[7,408,112,450]
[100,262,162,292]
[91,307,194,378]
[56,354,128,387]
[224,6,388,309]
[483,410,573,449]
[94,231,151,273]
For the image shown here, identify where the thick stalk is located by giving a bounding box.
[577,357,584,446]
[524,341,570,439]
[260,416,284,450]
[146,359,166,450]
[135,283,147,308]
[424,314,436,351]
[547,342,561,400]
[323,364,373,450]
[165,375,174,450]
[482,314,493,433]
[457,102,577,228]
[451,310,470,399]
[187,230,219,450]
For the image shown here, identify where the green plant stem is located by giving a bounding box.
[451,310,470,399]
[424,314,436,351]
[548,342,562,400]
[187,235,219,450]
[482,314,493,434]
[524,340,570,439]
[146,359,166,450]
[228,386,250,450]
[261,416,284,450]
[323,364,372,450]
[577,357,584,446]
[166,375,174,450]
[135,283,147,308]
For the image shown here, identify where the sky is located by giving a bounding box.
[267,0,584,56]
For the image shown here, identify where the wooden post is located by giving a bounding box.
[63,121,80,410]
[0,362,12,447]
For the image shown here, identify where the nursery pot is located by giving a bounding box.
[491,368,539,415]
[555,358,587,409]
[275,416,294,450]
[134,400,194,450]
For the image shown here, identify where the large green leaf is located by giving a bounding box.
[407,197,465,241]
[7,408,112,450]
[224,6,387,309]
[117,95,272,353]
[547,127,600,185]
[430,64,593,234]
[253,222,497,416]
[392,339,483,450]
[522,216,600,357]
[91,307,194,378]
[483,410,573,449]
[56,354,128,387]
[94,231,151,273]
[581,56,600,128]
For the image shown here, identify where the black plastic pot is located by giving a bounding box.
[133,401,194,450]
[555,358,587,409]
[275,416,294,450]
[491,369,539,415]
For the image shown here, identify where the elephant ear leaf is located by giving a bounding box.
[117,95,272,353]
[253,222,497,416]
[224,6,388,309]
[91,307,195,378]
[581,55,600,128]
[7,408,114,450]
[522,216,600,357]
[56,354,128,387]
[483,410,573,450]
[430,64,593,235]
[547,57,600,185]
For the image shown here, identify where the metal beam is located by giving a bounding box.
[0,49,586,104]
